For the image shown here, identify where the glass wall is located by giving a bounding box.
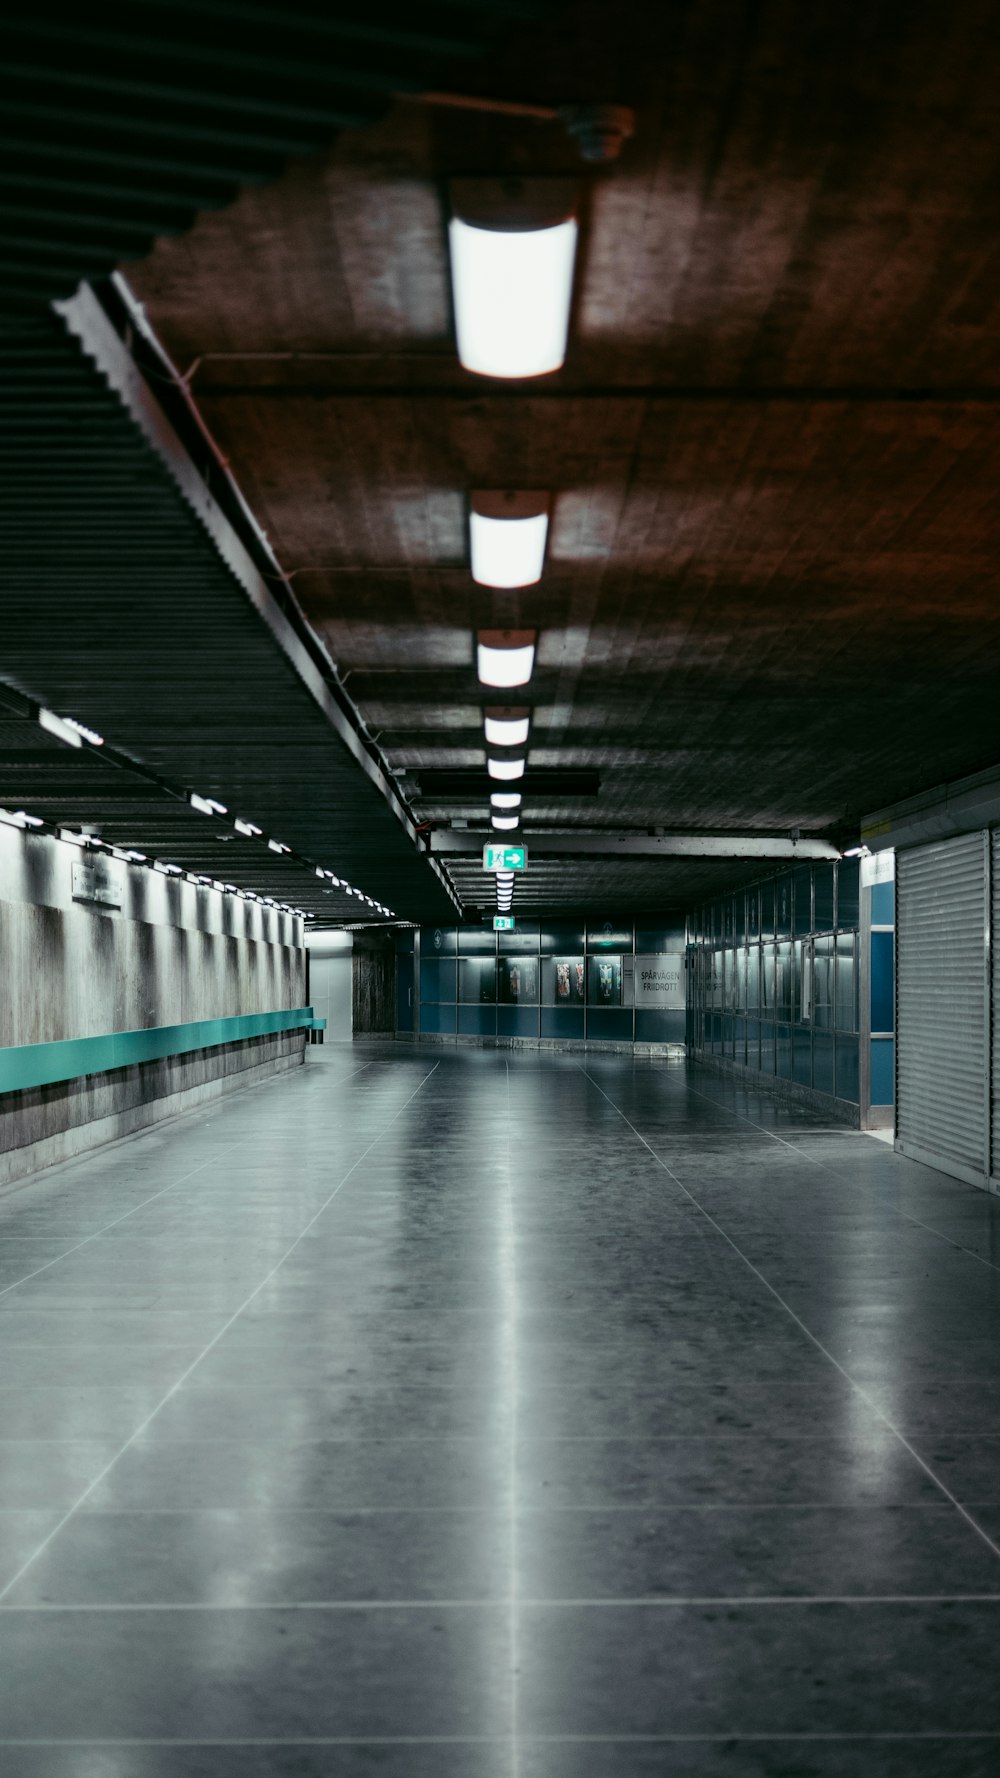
[409,917,686,1045]
[687,859,860,1104]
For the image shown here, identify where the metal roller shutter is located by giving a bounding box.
[896,832,988,1188]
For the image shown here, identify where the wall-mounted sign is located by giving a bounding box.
[587,920,632,949]
[483,844,527,871]
[493,915,515,931]
[635,953,684,1009]
[72,855,123,910]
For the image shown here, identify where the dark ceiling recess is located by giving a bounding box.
[0,0,564,314]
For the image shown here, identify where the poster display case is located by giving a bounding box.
[459,958,497,1004]
[588,954,622,1006]
[499,956,539,1004]
[542,956,585,1005]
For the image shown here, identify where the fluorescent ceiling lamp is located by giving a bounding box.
[470,493,549,588]
[491,792,522,810]
[449,211,578,379]
[488,757,525,781]
[496,873,515,886]
[268,839,290,855]
[63,718,104,746]
[492,815,519,830]
[477,631,536,689]
[484,714,530,748]
[190,793,227,817]
[39,708,82,749]
[234,818,262,837]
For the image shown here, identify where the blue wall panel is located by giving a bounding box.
[419,1003,457,1035]
[871,881,895,925]
[458,1006,497,1037]
[419,958,457,1003]
[540,1008,585,1041]
[871,930,895,1033]
[634,1009,685,1044]
[497,1006,539,1039]
[586,1009,633,1044]
[871,1038,895,1106]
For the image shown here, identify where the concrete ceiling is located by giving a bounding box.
[5,0,999,923]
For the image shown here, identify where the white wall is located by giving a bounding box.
[0,822,308,1189]
[307,931,353,1042]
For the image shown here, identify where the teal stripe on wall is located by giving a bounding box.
[0,1009,316,1096]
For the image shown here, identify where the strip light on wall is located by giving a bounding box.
[38,708,83,749]
[449,181,578,380]
[470,492,549,588]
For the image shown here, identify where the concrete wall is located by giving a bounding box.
[353,934,395,1035]
[0,823,306,1189]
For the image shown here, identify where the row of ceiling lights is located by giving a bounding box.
[445,183,581,913]
[7,708,397,921]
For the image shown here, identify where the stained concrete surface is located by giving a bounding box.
[1,1045,1000,1772]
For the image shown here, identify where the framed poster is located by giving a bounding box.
[542,956,585,1005]
[588,955,622,1005]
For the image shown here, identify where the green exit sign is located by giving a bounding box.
[493,915,515,931]
[483,844,527,871]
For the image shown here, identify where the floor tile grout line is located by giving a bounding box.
[6,1593,1000,1611]
[0,1061,378,1305]
[1,1430,964,1445]
[23,1502,977,1516]
[5,1742,996,1756]
[681,1073,1000,1278]
[579,1066,1000,1570]
[0,1062,440,1606]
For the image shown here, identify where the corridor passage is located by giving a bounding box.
[3,1047,1000,1773]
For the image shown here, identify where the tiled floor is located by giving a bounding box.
[2,1044,1000,1774]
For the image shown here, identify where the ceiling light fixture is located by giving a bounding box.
[449,180,578,379]
[492,815,519,831]
[491,792,522,810]
[267,840,290,855]
[234,818,262,837]
[190,793,227,817]
[63,718,105,746]
[39,708,83,749]
[487,757,525,781]
[484,712,530,748]
[470,491,549,588]
[477,630,536,689]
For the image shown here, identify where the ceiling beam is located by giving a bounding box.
[430,832,841,860]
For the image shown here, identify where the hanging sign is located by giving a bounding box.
[483,844,527,871]
[493,915,515,931]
